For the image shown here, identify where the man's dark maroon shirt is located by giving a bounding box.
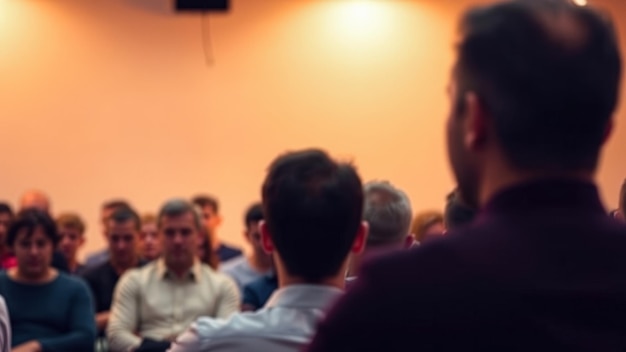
[308,179,626,351]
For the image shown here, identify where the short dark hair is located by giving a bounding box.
[244,203,263,228]
[102,199,131,211]
[0,203,13,217]
[455,0,621,172]
[7,209,59,247]
[191,195,219,214]
[262,149,363,283]
[158,199,203,230]
[108,207,141,231]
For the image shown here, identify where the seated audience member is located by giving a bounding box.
[241,272,278,312]
[346,181,413,285]
[82,207,146,336]
[307,1,626,351]
[221,203,273,293]
[411,210,444,244]
[169,148,367,352]
[197,227,219,270]
[0,296,9,352]
[56,213,87,275]
[139,214,161,261]
[0,209,96,351]
[84,200,132,270]
[443,188,477,230]
[0,204,16,269]
[107,199,239,352]
[192,195,243,262]
[18,190,51,213]
[15,193,69,273]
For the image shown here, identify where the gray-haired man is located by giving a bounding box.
[346,181,413,284]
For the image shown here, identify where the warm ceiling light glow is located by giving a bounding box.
[327,1,395,46]
[572,0,587,6]
[344,1,379,26]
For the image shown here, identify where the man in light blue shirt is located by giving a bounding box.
[220,203,273,294]
[169,149,368,352]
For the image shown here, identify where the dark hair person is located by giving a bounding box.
[0,209,96,351]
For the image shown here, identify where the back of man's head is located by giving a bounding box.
[362,181,412,248]
[455,0,621,173]
[262,149,364,283]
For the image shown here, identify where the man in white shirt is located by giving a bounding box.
[107,199,240,352]
[169,148,368,352]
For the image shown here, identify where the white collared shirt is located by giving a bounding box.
[168,284,343,352]
[107,259,240,352]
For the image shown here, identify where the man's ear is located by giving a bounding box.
[259,220,274,254]
[350,222,369,255]
[464,91,488,151]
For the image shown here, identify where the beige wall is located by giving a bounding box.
[1,0,625,259]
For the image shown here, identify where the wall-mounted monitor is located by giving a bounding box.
[175,0,229,11]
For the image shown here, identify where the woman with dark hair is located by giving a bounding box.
[0,209,96,352]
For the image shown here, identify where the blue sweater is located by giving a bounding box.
[0,272,96,352]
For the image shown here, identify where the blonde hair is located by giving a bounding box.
[410,211,443,243]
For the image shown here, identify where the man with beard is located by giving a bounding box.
[307,0,626,351]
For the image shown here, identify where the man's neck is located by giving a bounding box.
[479,159,594,207]
[278,271,346,290]
[168,261,195,279]
[346,257,360,278]
[67,258,79,272]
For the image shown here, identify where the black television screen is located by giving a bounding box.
[175,0,229,11]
